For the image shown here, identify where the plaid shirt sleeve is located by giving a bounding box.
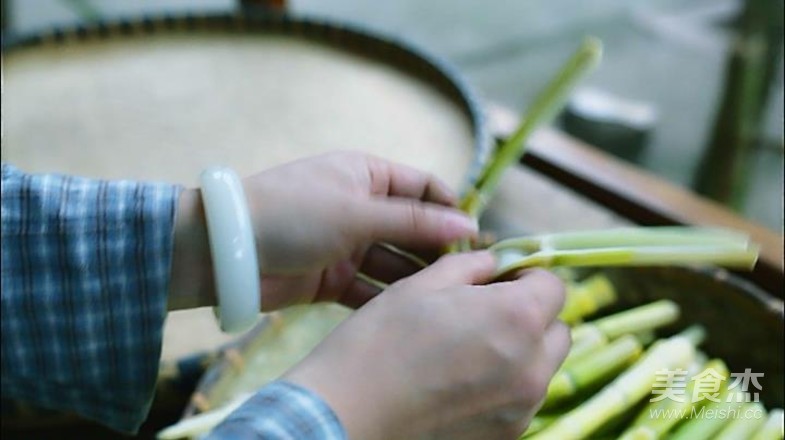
[207,381,347,440]
[1,163,180,434]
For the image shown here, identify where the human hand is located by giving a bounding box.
[168,151,478,311]
[282,252,570,440]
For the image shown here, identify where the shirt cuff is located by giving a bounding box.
[207,381,347,440]
[1,164,180,434]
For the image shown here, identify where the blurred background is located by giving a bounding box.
[2,0,783,231]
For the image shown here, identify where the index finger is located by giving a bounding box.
[401,251,497,290]
[365,155,457,206]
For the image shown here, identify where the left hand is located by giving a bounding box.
[169,151,478,311]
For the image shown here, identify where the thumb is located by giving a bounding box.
[360,198,478,248]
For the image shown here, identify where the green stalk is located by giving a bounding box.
[668,387,739,440]
[493,227,753,252]
[559,274,617,324]
[571,300,680,342]
[545,335,642,406]
[562,325,608,368]
[751,408,785,440]
[460,37,602,219]
[490,227,759,277]
[354,272,389,290]
[527,335,697,440]
[521,414,562,438]
[715,402,768,440]
[620,359,730,439]
[494,245,758,277]
[377,243,428,268]
[634,330,657,347]
[675,324,708,347]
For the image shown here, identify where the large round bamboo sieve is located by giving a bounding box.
[1,14,491,362]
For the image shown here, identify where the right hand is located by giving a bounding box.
[283,251,570,440]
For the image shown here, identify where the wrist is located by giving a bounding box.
[283,361,398,440]
[168,188,217,310]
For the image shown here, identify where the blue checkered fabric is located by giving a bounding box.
[1,163,179,434]
[207,381,347,440]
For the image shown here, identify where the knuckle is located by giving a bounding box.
[509,298,547,336]
[405,202,427,232]
[554,320,571,341]
[498,422,526,440]
[516,371,550,406]
[434,251,480,270]
[553,320,573,357]
[529,269,566,299]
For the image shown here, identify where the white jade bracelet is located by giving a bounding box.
[199,167,261,333]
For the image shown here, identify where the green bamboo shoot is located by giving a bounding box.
[751,408,785,440]
[559,274,617,324]
[571,300,680,342]
[668,387,739,440]
[527,335,697,440]
[715,402,767,440]
[545,335,642,405]
[619,359,730,439]
[562,325,608,368]
[521,414,561,438]
[460,38,603,219]
[491,227,758,276]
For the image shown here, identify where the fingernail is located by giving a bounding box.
[443,211,479,235]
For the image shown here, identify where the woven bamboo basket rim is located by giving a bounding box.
[1,10,494,194]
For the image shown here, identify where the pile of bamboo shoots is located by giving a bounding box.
[518,273,783,440]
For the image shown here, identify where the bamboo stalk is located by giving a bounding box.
[668,387,740,440]
[545,334,642,406]
[494,245,759,276]
[571,300,680,342]
[715,402,768,440]
[619,359,730,439]
[490,227,759,277]
[459,37,603,219]
[562,325,608,369]
[521,414,561,438]
[354,272,389,290]
[527,335,697,440]
[559,274,617,324]
[751,408,785,440]
[493,227,752,252]
[377,243,428,268]
[634,330,657,347]
[675,324,708,347]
